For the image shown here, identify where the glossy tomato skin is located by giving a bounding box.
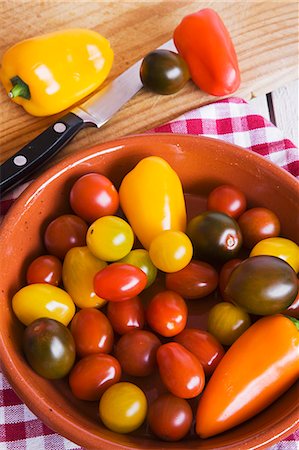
[157,342,205,398]
[12,283,75,326]
[99,382,147,433]
[165,259,218,299]
[207,302,251,346]
[207,184,247,219]
[94,263,147,302]
[140,49,190,95]
[250,237,299,273]
[225,255,298,315]
[26,255,62,286]
[238,207,280,249]
[87,215,134,262]
[218,258,242,301]
[119,249,157,288]
[186,211,242,263]
[107,296,145,335]
[149,230,193,273]
[174,328,225,376]
[148,393,193,441]
[23,318,76,379]
[69,173,119,223]
[282,280,299,318]
[69,353,121,401]
[44,214,88,260]
[146,290,187,337]
[115,330,161,377]
[70,308,114,357]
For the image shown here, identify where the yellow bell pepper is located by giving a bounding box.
[119,156,187,250]
[0,28,113,116]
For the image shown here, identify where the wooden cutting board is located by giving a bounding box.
[0,1,298,167]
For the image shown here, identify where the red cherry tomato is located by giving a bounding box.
[107,296,145,335]
[68,353,121,401]
[70,173,119,223]
[115,330,161,377]
[207,184,247,219]
[146,291,187,337]
[94,263,147,302]
[148,393,193,441]
[26,255,62,286]
[44,214,88,260]
[157,342,205,398]
[174,328,225,376]
[165,259,218,299]
[218,258,242,301]
[70,308,114,357]
[238,207,281,249]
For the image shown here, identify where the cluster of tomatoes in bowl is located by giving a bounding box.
[11,158,299,441]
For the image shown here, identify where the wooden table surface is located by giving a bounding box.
[0,1,298,168]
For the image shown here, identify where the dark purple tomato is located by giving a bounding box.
[225,255,298,315]
[186,211,242,263]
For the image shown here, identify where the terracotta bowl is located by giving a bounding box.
[0,134,298,450]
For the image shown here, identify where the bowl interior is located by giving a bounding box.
[0,134,298,450]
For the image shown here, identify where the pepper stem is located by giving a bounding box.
[9,76,30,100]
[286,316,299,331]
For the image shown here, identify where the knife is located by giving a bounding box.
[0,39,176,195]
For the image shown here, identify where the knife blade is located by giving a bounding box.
[0,38,176,195]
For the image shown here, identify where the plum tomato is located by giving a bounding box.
[62,246,107,309]
[250,237,299,273]
[69,173,119,223]
[157,342,205,398]
[44,214,88,260]
[186,211,242,263]
[86,216,134,262]
[107,296,145,335]
[119,249,157,288]
[140,49,190,95]
[23,318,75,379]
[149,230,193,273]
[147,393,193,441]
[99,382,147,433]
[69,353,121,401]
[26,255,62,286]
[12,283,75,326]
[70,308,114,357]
[238,207,280,249]
[146,290,187,337]
[207,302,251,346]
[207,184,247,219]
[218,258,242,301]
[115,330,161,377]
[174,328,225,376]
[165,259,218,299]
[225,255,298,315]
[94,263,147,302]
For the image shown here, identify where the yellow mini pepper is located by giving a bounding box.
[119,156,187,250]
[0,28,114,116]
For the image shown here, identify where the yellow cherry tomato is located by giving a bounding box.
[62,246,107,308]
[149,230,193,273]
[12,283,75,326]
[86,216,134,262]
[99,382,147,433]
[250,237,299,273]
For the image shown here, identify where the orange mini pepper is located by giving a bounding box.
[196,314,299,438]
[173,8,240,96]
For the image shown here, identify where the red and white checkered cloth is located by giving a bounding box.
[0,97,298,449]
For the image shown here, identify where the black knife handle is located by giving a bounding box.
[0,112,89,196]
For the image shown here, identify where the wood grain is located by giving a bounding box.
[0,1,298,168]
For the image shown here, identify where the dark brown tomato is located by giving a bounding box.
[218,258,242,301]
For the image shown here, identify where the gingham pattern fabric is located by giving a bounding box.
[0,97,298,449]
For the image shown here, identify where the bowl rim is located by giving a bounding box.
[0,133,298,450]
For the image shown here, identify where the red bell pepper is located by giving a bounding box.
[173,8,240,96]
